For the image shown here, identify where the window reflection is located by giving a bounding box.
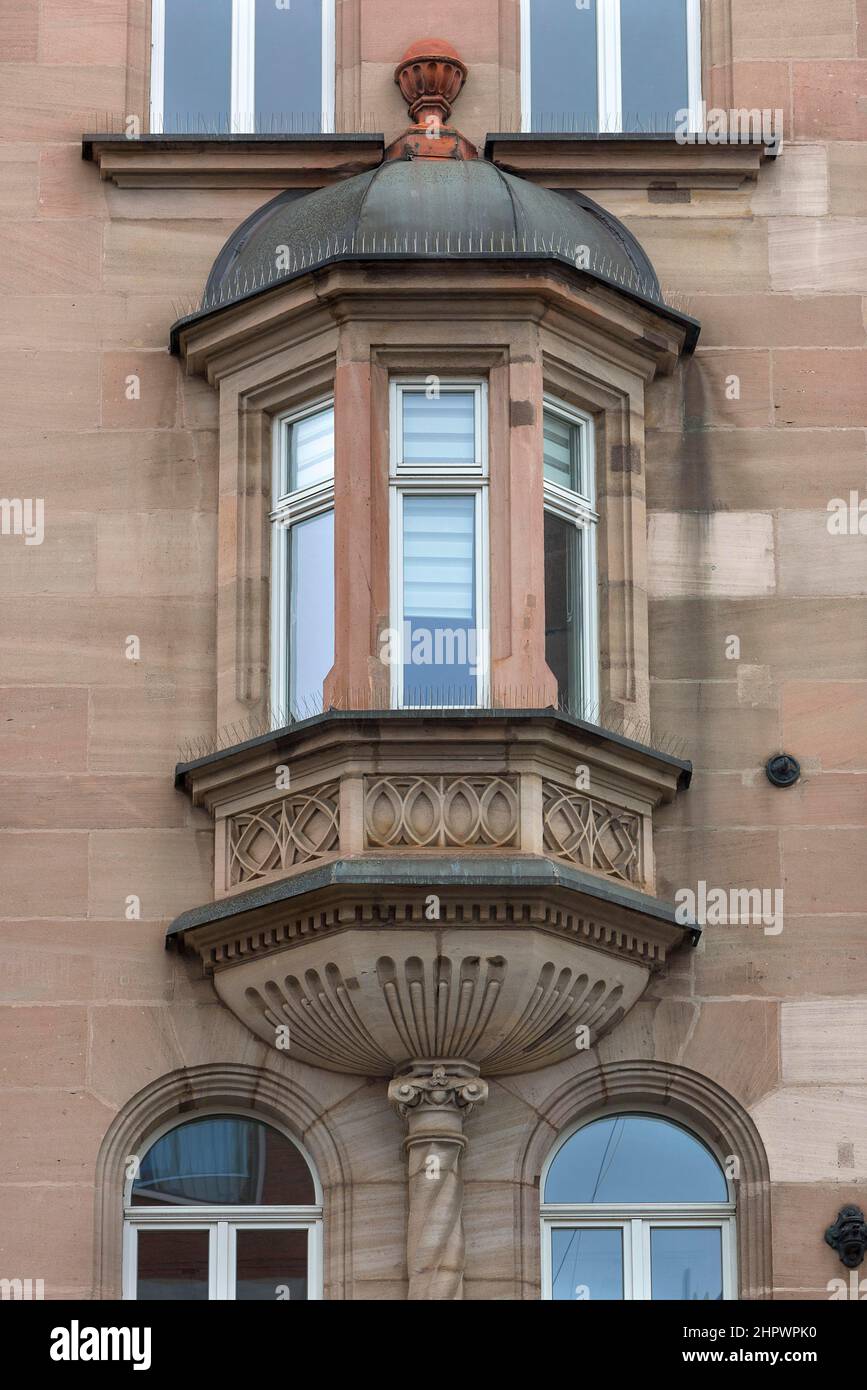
[651,1226,723,1301]
[545,1114,728,1205]
[131,1116,316,1207]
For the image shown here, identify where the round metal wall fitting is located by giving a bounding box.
[766,754,801,788]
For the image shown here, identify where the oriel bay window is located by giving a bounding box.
[522,0,701,133]
[151,0,335,134]
[389,381,489,709]
[541,1115,736,1300]
[543,398,598,718]
[271,399,335,720]
[123,1115,323,1300]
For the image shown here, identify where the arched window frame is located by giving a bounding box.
[121,1107,324,1301]
[539,1108,737,1301]
[520,0,703,135]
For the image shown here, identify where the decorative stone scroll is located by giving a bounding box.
[227,784,339,885]
[542,781,642,883]
[365,774,519,849]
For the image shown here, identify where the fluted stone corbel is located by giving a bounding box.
[388,1063,488,1301]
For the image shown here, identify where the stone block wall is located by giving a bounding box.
[0,0,864,1300]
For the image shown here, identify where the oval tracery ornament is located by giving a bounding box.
[364,774,518,849]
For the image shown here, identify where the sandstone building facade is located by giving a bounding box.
[1,0,866,1302]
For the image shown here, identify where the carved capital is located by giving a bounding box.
[388,1064,489,1121]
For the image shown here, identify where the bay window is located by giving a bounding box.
[271,399,335,721]
[151,0,335,134]
[521,0,702,134]
[543,398,598,718]
[541,1114,736,1300]
[389,381,489,709]
[123,1115,323,1300]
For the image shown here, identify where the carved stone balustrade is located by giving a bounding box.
[174,709,689,901]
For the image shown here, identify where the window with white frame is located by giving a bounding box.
[522,0,701,134]
[151,0,335,134]
[389,381,489,709]
[270,399,335,721]
[543,398,598,718]
[123,1114,323,1300]
[541,1114,736,1301]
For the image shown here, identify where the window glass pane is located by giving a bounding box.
[132,1116,316,1206]
[551,1227,623,1301]
[544,511,581,712]
[136,1229,210,1300]
[403,494,477,706]
[651,1227,723,1301]
[163,0,232,134]
[530,0,598,132]
[289,509,334,716]
[544,1115,728,1204]
[620,0,689,132]
[255,0,324,133]
[544,410,583,492]
[235,1228,308,1301]
[284,406,334,495]
[402,392,476,466]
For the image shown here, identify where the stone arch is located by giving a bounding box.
[93,1062,352,1300]
[517,1060,772,1299]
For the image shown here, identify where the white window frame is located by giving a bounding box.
[270,396,335,723]
[389,379,490,710]
[150,0,336,134]
[542,396,599,720]
[540,1210,737,1300]
[520,0,702,135]
[122,1110,324,1302]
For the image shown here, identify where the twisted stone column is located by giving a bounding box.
[388,1062,488,1300]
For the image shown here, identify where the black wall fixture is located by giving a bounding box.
[825,1206,867,1269]
[765,753,801,787]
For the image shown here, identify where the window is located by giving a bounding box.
[389,381,489,709]
[151,0,335,134]
[543,398,598,717]
[522,0,702,134]
[541,1114,736,1300]
[123,1114,323,1300]
[271,399,335,721]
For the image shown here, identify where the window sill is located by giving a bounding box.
[484,132,780,193]
[81,133,385,189]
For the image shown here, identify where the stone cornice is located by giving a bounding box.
[175,709,692,804]
[81,133,386,189]
[165,853,698,971]
[171,256,698,373]
[483,132,780,191]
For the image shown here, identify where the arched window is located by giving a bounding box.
[541,1114,736,1300]
[122,1114,322,1300]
